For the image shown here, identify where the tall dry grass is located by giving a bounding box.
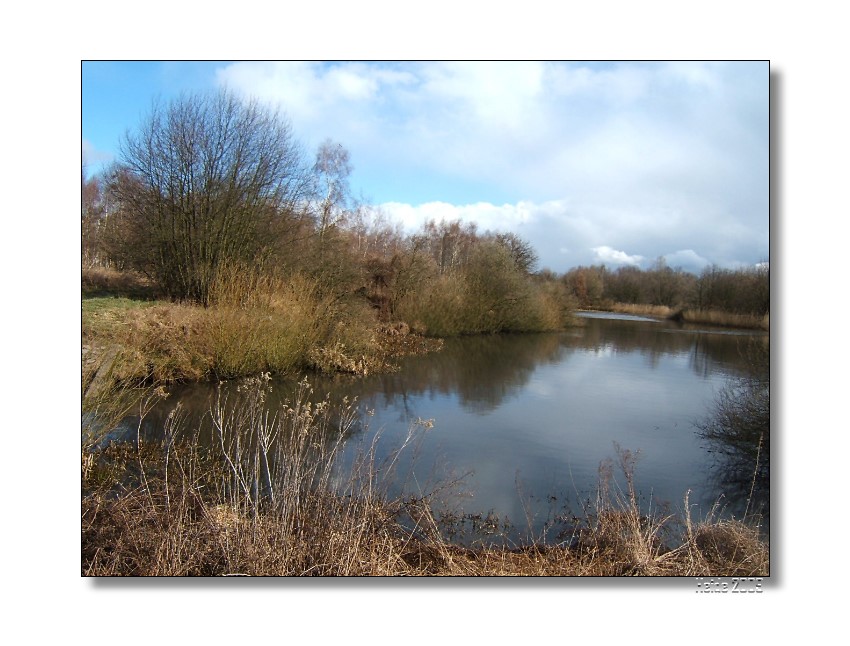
[677,309,769,331]
[82,350,167,452]
[566,446,768,576]
[83,375,442,575]
[82,267,386,383]
[82,265,156,299]
[82,379,768,576]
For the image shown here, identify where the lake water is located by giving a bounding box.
[130,312,769,544]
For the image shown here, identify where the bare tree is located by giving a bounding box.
[312,139,352,256]
[108,90,311,304]
[494,231,538,274]
[82,164,106,266]
[420,219,479,274]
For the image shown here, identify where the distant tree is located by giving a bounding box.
[695,264,768,315]
[751,262,770,315]
[564,265,605,307]
[648,257,691,307]
[345,205,404,260]
[81,164,106,266]
[107,90,311,304]
[603,266,645,304]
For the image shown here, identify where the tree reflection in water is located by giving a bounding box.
[125,319,770,543]
[696,340,769,531]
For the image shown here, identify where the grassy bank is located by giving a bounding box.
[597,303,769,330]
[82,267,444,384]
[82,269,768,576]
[82,374,768,577]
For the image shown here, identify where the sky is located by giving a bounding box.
[82,60,769,274]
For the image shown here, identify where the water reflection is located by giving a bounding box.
[696,342,770,531]
[572,313,765,378]
[127,316,768,543]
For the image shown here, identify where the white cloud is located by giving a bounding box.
[381,200,537,234]
[379,197,765,274]
[420,61,545,130]
[214,61,768,271]
[663,249,710,271]
[592,246,644,266]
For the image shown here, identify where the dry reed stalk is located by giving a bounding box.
[680,309,769,330]
[83,381,769,576]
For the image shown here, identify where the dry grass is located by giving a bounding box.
[564,449,768,576]
[83,376,441,576]
[82,380,768,577]
[677,309,769,331]
[82,350,168,456]
[82,270,390,383]
[598,303,769,330]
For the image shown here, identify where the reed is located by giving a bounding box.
[82,270,386,383]
[566,446,768,576]
[677,309,769,330]
[82,381,768,576]
[82,375,439,575]
[600,303,769,330]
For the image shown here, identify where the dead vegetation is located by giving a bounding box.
[82,375,768,577]
[602,302,769,330]
[82,269,444,384]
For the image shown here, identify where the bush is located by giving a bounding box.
[397,241,572,336]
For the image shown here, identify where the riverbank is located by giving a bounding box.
[584,303,769,331]
[82,366,770,577]
[82,291,442,386]
[81,264,574,386]
[82,379,768,577]
[82,473,768,576]
[82,271,769,577]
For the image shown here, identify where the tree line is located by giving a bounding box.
[82,90,572,336]
[82,89,767,336]
[559,260,769,316]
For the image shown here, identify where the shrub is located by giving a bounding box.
[397,242,573,336]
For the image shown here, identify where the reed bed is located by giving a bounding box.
[82,375,768,577]
[82,271,389,383]
[677,309,769,331]
[600,303,769,330]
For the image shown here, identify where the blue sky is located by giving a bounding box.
[82,61,769,274]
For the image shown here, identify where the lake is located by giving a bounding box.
[128,312,769,544]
